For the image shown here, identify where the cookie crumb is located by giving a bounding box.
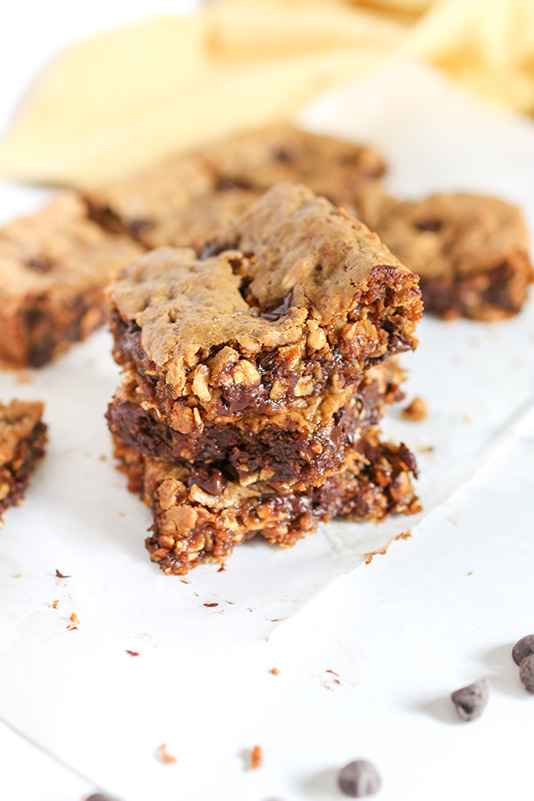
[250,745,262,770]
[157,744,177,764]
[70,612,80,625]
[55,569,70,579]
[50,600,59,609]
[402,397,427,421]
[269,668,280,676]
[125,650,140,657]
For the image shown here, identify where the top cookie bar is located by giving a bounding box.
[109,183,422,433]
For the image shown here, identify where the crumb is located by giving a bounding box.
[126,650,140,656]
[55,569,71,579]
[402,396,427,421]
[203,602,219,608]
[395,530,412,541]
[99,454,107,461]
[157,744,177,764]
[364,547,388,565]
[217,564,226,572]
[269,668,280,676]
[180,579,190,585]
[250,745,262,770]
[461,414,472,424]
[417,443,434,453]
[50,600,59,609]
[70,613,80,624]
[118,511,125,518]
[467,571,473,576]
[326,669,340,676]
[14,573,21,579]
[66,624,78,631]
[15,371,32,385]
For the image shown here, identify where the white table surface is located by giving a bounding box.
[1,4,534,801]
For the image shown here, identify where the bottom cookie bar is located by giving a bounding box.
[0,400,47,524]
[114,433,420,575]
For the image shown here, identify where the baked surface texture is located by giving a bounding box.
[109,183,422,433]
[0,400,47,524]
[0,193,142,367]
[114,431,420,575]
[360,189,534,321]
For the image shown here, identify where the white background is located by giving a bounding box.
[1,4,534,801]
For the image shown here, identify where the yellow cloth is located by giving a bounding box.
[1,0,534,185]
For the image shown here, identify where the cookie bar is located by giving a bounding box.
[0,400,47,524]
[114,431,420,575]
[84,125,385,249]
[0,193,142,367]
[361,189,534,321]
[106,358,405,489]
[109,184,422,437]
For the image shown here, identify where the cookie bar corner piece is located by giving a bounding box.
[0,400,47,525]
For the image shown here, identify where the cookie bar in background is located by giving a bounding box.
[0,400,47,525]
[107,183,422,573]
[0,193,142,368]
[358,188,534,321]
[83,125,386,249]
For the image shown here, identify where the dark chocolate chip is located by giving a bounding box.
[272,146,293,163]
[25,256,53,273]
[199,240,238,260]
[258,291,294,321]
[450,678,489,721]
[338,760,382,798]
[187,467,227,496]
[128,216,153,236]
[414,218,442,233]
[519,654,534,694]
[512,634,534,666]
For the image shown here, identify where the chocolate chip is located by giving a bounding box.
[128,216,153,237]
[199,240,238,260]
[450,678,489,721]
[258,291,294,321]
[272,147,293,163]
[512,634,534,666]
[338,760,382,797]
[519,654,534,694]
[25,256,53,273]
[415,218,442,232]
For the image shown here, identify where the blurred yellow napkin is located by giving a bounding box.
[1,0,533,185]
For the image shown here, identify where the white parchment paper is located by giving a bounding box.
[0,62,533,799]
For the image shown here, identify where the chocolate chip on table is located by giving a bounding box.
[450,678,489,721]
[338,760,382,798]
[512,634,534,666]
[519,654,534,694]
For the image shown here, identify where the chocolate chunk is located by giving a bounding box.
[338,760,382,798]
[414,218,442,232]
[128,216,153,237]
[450,678,489,721]
[512,634,534,666]
[257,291,294,321]
[519,654,534,694]
[25,256,53,273]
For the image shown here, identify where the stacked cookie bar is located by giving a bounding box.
[107,183,423,574]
